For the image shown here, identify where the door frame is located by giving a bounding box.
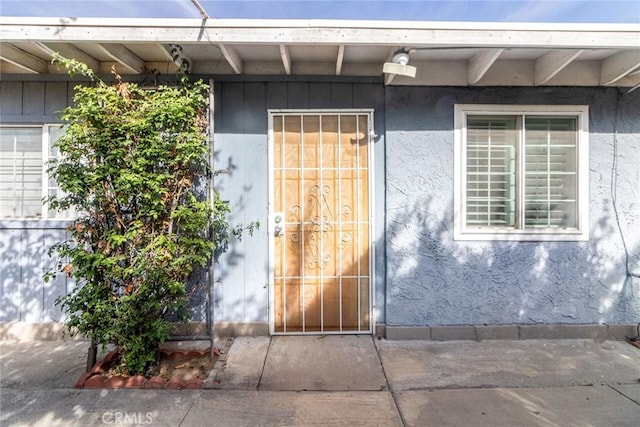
[267,109,376,335]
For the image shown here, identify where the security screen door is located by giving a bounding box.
[271,111,373,334]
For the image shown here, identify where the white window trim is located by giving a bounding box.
[454,104,589,242]
[0,123,71,221]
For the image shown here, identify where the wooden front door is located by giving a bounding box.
[270,111,372,334]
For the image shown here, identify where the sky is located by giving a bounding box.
[0,0,638,23]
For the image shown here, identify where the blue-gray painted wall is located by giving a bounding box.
[0,78,387,326]
[212,80,387,325]
[1,78,638,329]
[0,221,71,323]
[385,86,640,327]
[0,81,76,323]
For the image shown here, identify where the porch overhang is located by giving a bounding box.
[1,17,639,86]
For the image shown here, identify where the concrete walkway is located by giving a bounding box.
[1,336,639,426]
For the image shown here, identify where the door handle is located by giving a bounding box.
[273,212,284,236]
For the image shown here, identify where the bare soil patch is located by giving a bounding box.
[146,352,214,382]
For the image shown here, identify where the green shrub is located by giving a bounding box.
[47,59,229,375]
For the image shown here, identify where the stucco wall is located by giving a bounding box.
[385,86,640,326]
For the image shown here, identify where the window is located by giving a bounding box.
[0,124,70,219]
[454,105,589,241]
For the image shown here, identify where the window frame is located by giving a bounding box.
[0,123,71,220]
[453,104,589,241]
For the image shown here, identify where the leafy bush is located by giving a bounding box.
[47,60,229,375]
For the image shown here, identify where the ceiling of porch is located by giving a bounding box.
[1,18,639,87]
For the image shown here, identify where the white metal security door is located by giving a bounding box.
[269,111,374,334]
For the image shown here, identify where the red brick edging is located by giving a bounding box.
[75,349,215,389]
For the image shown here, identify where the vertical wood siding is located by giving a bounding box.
[0,225,72,322]
[213,80,386,324]
[0,79,386,325]
[0,80,74,323]
[0,81,71,122]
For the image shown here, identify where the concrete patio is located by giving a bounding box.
[1,336,638,426]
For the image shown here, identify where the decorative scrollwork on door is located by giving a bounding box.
[288,204,301,222]
[338,232,352,250]
[304,183,335,270]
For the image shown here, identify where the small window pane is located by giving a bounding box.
[524,118,577,228]
[465,117,517,228]
[46,125,75,219]
[0,127,43,218]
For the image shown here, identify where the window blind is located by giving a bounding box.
[0,127,43,218]
[466,117,517,227]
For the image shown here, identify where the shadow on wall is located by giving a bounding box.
[0,223,223,335]
[383,85,640,328]
[0,150,263,333]
[212,149,269,324]
[385,195,639,327]
[0,225,74,338]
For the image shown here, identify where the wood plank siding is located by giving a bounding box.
[212,80,385,326]
[0,78,386,325]
[0,81,74,322]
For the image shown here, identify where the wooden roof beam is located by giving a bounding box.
[0,43,47,73]
[279,44,291,75]
[96,43,145,74]
[535,49,584,85]
[34,41,100,72]
[468,48,504,85]
[601,50,640,85]
[219,44,243,74]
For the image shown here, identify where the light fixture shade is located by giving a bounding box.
[382,62,417,78]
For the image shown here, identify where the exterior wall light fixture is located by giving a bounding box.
[383,50,417,78]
